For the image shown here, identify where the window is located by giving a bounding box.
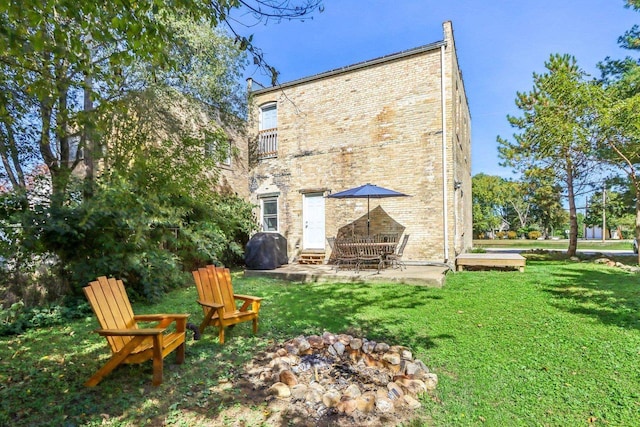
[260,103,277,131]
[258,103,278,159]
[261,197,278,232]
[205,138,232,167]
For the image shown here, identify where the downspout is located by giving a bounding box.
[441,44,449,263]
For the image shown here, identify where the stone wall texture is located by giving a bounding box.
[247,21,472,263]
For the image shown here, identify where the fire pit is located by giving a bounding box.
[242,331,438,426]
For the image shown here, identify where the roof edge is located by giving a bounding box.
[250,40,446,95]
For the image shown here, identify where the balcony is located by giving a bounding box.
[258,128,278,159]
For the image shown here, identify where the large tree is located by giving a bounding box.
[498,54,600,256]
[0,0,322,205]
[597,0,640,263]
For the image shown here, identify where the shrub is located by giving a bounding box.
[528,230,542,240]
[496,231,506,239]
[507,231,517,239]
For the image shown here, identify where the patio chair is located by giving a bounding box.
[83,276,189,386]
[385,234,409,270]
[333,237,360,272]
[192,265,262,344]
[356,237,384,273]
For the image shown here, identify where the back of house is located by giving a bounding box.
[246,21,472,266]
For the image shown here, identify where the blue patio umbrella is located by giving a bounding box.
[327,183,409,235]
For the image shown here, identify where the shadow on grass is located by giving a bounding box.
[0,277,448,426]
[537,260,640,330]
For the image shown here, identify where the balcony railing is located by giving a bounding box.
[258,128,278,159]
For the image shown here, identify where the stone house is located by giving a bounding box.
[246,21,472,265]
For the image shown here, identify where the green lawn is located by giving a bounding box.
[1,260,639,426]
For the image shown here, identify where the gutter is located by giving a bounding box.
[441,44,449,263]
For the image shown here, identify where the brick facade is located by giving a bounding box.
[247,21,472,264]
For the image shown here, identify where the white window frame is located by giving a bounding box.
[260,196,279,232]
[259,102,277,131]
[205,139,232,167]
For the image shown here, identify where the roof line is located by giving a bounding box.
[250,40,447,94]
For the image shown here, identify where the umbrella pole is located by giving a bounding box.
[367,196,370,236]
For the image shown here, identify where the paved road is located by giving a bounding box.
[484,247,636,256]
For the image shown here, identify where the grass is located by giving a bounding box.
[1,260,639,426]
[474,238,634,251]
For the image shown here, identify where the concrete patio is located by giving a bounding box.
[243,263,451,287]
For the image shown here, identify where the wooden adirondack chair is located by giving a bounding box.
[192,265,262,344]
[83,276,190,387]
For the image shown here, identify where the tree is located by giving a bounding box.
[498,54,600,256]
[472,173,505,237]
[525,170,567,238]
[0,1,322,303]
[0,0,323,203]
[584,189,631,233]
[596,0,640,262]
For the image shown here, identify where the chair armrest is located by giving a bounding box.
[134,314,190,321]
[233,294,262,302]
[95,328,165,337]
[197,300,225,309]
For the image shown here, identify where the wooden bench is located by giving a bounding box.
[456,253,526,272]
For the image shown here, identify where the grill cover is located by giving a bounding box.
[244,232,288,270]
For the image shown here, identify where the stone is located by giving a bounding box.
[322,389,341,408]
[269,356,291,371]
[338,334,353,345]
[336,398,358,414]
[275,348,288,357]
[423,373,438,390]
[405,361,423,377]
[268,382,291,398]
[383,352,401,365]
[331,341,346,356]
[343,383,362,399]
[349,338,363,350]
[374,342,390,353]
[397,379,427,396]
[279,370,298,386]
[362,340,376,354]
[322,331,337,345]
[403,395,422,410]
[290,384,308,400]
[296,337,311,353]
[387,382,404,400]
[307,335,324,349]
[305,389,323,404]
[356,392,376,413]
[375,396,395,413]
[285,343,299,355]
[400,349,413,360]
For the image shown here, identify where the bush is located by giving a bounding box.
[507,231,517,239]
[528,230,542,240]
[496,231,506,239]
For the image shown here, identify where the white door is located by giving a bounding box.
[303,193,325,250]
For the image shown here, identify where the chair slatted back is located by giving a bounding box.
[84,276,138,353]
[214,267,237,314]
[194,266,225,316]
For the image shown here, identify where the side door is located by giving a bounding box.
[303,193,325,250]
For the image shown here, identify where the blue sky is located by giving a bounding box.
[237,0,638,178]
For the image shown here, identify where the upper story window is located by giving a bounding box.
[258,102,278,159]
[205,137,232,167]
[260,103,277,131]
